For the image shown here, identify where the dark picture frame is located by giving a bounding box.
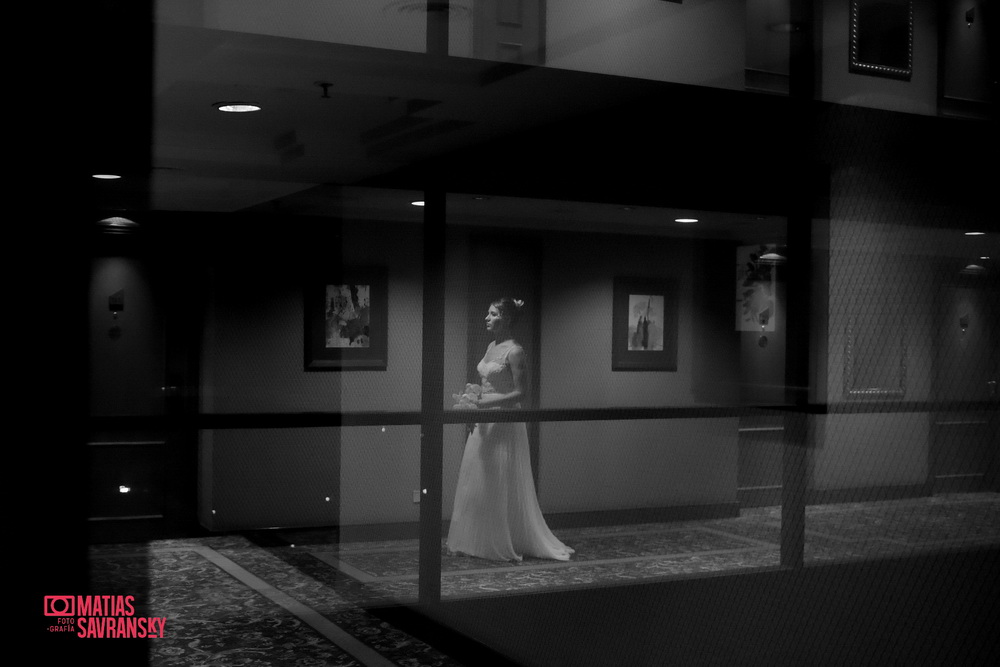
[849,0,913,80]
[612,277,678,372]
[304,267,387,371]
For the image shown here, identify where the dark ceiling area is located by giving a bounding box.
[79,3,996,250]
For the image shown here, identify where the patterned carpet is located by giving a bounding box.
[87,493,1000,666]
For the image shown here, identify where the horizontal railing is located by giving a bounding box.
[89,400,997,430]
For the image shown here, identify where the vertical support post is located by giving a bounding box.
[782,206,815,569]
[781,208,812,569]
[781,0,819,569]
[419,188,446,606]
[419,1,449,600]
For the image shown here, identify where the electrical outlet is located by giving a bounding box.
[412,490,421,504]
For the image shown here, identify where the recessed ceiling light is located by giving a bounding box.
[964,231,985,236]
[92,174,121,180]
[411,200,425,207]
[675,218,698,224]
[214,102,261,113]
[980,256,990,260]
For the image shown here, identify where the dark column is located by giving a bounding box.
[781,0,821,569]
[419,189,447,605]
[419,0,451,604]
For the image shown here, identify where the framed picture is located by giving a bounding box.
[304,267,387,371]
[849,0,913,80]
[612,277,678,372]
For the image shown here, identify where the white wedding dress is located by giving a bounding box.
[447,341,574,562]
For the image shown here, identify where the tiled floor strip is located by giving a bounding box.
[193,546,398,667]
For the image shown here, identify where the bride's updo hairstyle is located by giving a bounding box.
[492,296,525,331]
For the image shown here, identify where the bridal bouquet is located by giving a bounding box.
[452,383,481,410]
[452,383,482,435]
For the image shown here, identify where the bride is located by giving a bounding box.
[447,297,574,562]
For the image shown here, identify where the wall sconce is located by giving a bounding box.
[108,290,124,339]
[966,7,975,26]
[959,315,969,333]
[758,308,770,347]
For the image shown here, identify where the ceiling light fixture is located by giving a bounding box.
[214,102,261,113]
[96,216,139,234]
[411,200,425,207]
[675,218,698,224]
[964,231,985,236]
[92,174,121,180]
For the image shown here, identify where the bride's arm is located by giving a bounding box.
[475,346,527,409]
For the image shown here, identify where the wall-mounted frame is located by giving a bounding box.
[843,318,907,399]
[304,267,387,371]
[849,0,914,80]
[612,277,678,372]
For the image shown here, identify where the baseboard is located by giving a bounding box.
[332,503,741,542]
[88,516,209,544]
[338,521,427,542]
[807,483,930,506]
[933,474,987,495]
[740,483,939,508]
[545,502,741,529]
[745,68,790,96]
[938,95,993,120]
[224,486,952,544]
[738,485,782,508]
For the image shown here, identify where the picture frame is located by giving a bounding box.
[304,267,387,371]
[849,0,913,81]
[612,277,678,372]
[843,317,907,400]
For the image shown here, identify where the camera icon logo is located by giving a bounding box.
[44,596,76,616]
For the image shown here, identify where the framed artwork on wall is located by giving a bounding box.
[612,277,678,372]
[304,267,387,371]
[849,0,913,80]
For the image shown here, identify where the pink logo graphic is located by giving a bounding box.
[43,596,75,616]
[43,595,167,638]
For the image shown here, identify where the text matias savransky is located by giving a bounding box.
[50,595,168,639]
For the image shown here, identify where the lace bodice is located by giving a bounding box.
[477,342,518,395]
